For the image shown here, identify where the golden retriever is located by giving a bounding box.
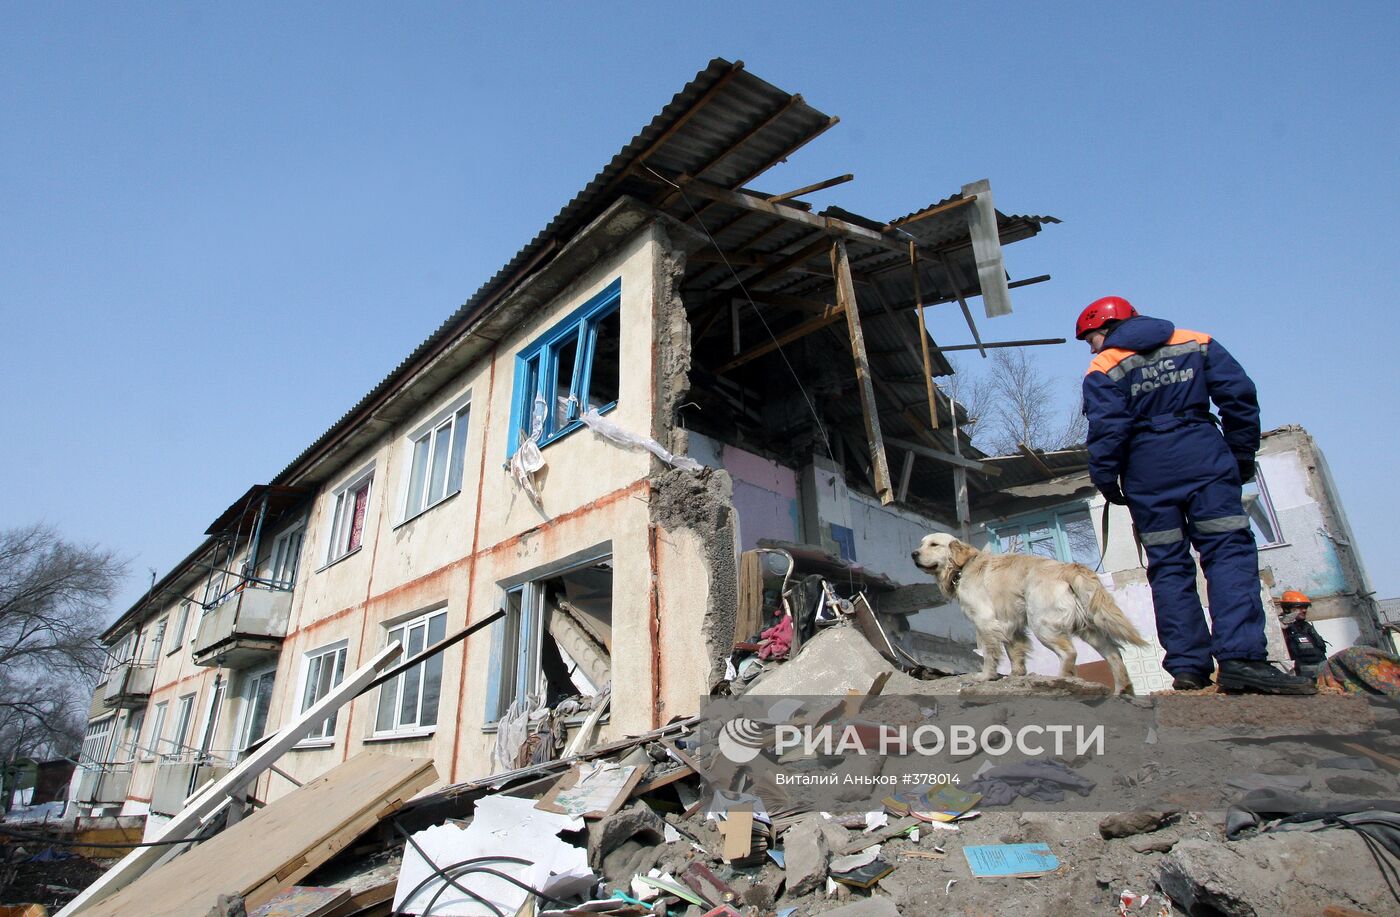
[911,532,1148,694]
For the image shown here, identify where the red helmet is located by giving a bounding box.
[1076,296,1138,340]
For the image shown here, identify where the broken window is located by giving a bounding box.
[1242,472,1284,547]
[989,506,1101,568]
[508,279,622,456]
[488,559,613,721]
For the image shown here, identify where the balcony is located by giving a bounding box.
[192,586,293,669]
[150,759,234,817]
[73,765,132,806]
[101,661,155,709]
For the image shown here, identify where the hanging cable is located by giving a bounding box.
[643,164,835,464]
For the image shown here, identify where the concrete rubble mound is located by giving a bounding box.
[36,620,1400,916]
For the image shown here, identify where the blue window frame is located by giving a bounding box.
[507,280,622,457]
[987,504,1100,568]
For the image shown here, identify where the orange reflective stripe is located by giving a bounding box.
[1086,347,1134,376]
[1168,328,1212,345]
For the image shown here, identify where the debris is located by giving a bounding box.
[1317,754,1379,771]
[536,761,644,819]
[1128,836,1178,855]
[720,809,754,862]
[247,887,348,917]
[814,898,899,916]
[1223,773,1311,793]
[899,850,946,861]
[862,811,887,833]
[944,879,957,895]
[632,874,705,907]
[577,409,702,471]
[836,816,918,855]
[587,801,667,875]
[826,846,880,874]
[394,794,592,916]
[679,863,737,909]
[782,815,830,898]
[1118,888,1151,914]
[73,753,435,917]
[829,856,893,889]
[962,843,1060,878]
[1098,810,1177,839]
[967,758,1096,805]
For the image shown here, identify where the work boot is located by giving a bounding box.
[1171,671,1213,691]
[1217,659,1318,695]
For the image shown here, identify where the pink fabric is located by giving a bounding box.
[758,615,794,660]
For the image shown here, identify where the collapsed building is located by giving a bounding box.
[71,58,1062,828]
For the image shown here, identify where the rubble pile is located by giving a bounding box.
[23,619,1400,916]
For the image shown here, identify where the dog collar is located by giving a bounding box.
[948,569,962,593]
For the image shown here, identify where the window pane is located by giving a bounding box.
[551,333,580,432]
[447,408,470,495]
[421,653,442,727]
[1243,484,1279,545]
[427,422,452,505]
[376,676,399,732]
[407,436,430,514]
[1058,510,1100,567]
[348,482,370,552]
[399,623,427,725]
[587,308,622,410]
[328,492,346,558]
[246,672,274,747]
[521,356,543,442]
[1025,522,1058,560]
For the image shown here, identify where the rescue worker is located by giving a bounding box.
[1278,590,1329,678]
[1078,296,1316,695]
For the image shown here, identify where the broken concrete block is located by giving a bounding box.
[1128,835,1178,854]
[1160,831,1396,916]
[1098,810,1176,839]
[588,800,667,869]
[782,814,830,898]
[958,673,1110,698]
[746,626,923,696]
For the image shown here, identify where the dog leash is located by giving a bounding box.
[1098,499,1146,570]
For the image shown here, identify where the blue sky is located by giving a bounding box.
[3,3,1397,616]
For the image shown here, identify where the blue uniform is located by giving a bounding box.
[1082,315,1265,676]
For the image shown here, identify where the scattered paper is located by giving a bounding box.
[864,811,888,832]
[394,795,592,916]
[828,845,881,874]
[663,824,682,843]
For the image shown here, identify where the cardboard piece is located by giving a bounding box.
[962,843,1060,878]
[535,762,643,819]
[720,809,754,861]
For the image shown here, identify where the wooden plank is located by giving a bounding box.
[325,880,394,917]
[633,763,697,796]
[911,242,940,430]
[940,255,986,357]
[883,434,1000,476]
[60,642,406,917]
[655,92,805,210]
[884,195,976,231]
[832,239,893,505]
[736,550,764,643]
[767,173,854,203]
[933,338,1065,353]
[78,754,436,917]
[1340,741,1400,772]
[897,450,915,503]
[715,234,832,293]
[714,305,845,374]
[1017,443,1055,478]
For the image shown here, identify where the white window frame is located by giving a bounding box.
[1244,468,1286,548]
[147,616,167,662]
[196,677,225,757]
[235,665,277,752]
[146,701,168,761]
[373,608,448,737]
[170,603,191,652]
[266,520,306,589]
[323,464,375,566]
[124,709,144,763]
[80,715,116,766]
[171,693,196,756]
[297,641,349,746]
[399,392,472,524]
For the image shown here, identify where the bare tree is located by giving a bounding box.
[950,350,1086,456]
[0,524,127,807]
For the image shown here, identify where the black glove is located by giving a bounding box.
[1236,457,1256,484]
[1098,481,1127,505]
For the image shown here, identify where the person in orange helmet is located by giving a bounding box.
[1278,590,1329,678]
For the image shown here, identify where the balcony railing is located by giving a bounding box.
[150,758,234,817]
[192,586,293,668]
[101,661,155,708]
[73,764,132,805]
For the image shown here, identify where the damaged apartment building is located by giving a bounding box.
[73,58,1066,831]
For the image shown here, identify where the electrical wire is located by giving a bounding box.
[1330,816,1400,908]
[391,821,571,916]
[643,164,835,464]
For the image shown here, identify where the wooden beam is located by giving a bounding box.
[884,434,1001,476]
[683,114,842,227]
[768,173,854,203]
[714,304,845,374]
[746,291,834,314]
[898,450,916,503]
[60,642,406,916]
[884,194,976,231]
[715,234,832,292]
[832,239,894,505]
[672,173,910,257]
[1018,442,1055,478]
[933,337,1066,353]
[656,92,805,210]
[940,254,986,357]
[911,242,940,430]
